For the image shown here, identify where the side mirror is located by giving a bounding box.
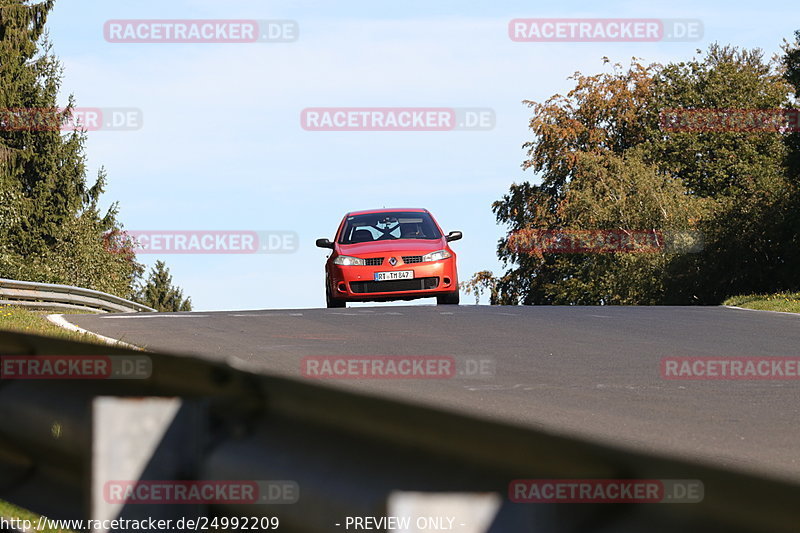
[316,238,335,249]
[445,231,462,242]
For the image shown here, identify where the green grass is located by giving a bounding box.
[724,292,800,314]
[0,306,86,532]
[0,500,75,533]
[0,304,104,343]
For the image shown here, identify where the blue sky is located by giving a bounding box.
[44,0,800,310]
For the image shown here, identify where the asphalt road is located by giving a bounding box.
[66,305,800,482]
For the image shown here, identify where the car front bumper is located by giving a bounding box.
[328,259,458,301]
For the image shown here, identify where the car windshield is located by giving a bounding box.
[338,211,442,244]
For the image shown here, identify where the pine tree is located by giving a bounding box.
[0,1,145,298]
[136,261,192,312]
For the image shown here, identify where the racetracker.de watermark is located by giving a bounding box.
[104,20,298,43]
[509,479,704,503]
[103,480,298,504]
[0,356,151,380]
[507,229,704,254]
[509,18,703,42]
[104,231,299,254]
[301,356,496,379]
[300,108,495,131]
[660,108,800,132]
[0,108,142,131]
[661,357,800,380]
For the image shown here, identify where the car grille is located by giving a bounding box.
[364,257,384,266]
[402,255,423,264]
[350,277,439,294]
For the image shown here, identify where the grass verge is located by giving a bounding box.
[0,499,75,533]
[0,305,97,530]
[0,305,102,343]
[723,292,800,314]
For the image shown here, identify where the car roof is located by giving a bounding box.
[345,208,429,217]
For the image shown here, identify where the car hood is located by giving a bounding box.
[337,239,447,255]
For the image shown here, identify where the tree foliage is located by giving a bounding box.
[1,1,190,307]
[481,41,800,305]
[135,261,192,312]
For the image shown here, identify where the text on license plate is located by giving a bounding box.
[374,271,414,281]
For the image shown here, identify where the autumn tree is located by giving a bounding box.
[480,41,799,305]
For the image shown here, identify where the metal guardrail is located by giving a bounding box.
[0,278,154,313]
[1,330,799,532]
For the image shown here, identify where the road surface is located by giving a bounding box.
[65,305,800,483]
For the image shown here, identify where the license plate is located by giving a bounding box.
[374,271,414,281]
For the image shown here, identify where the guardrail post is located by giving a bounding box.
[387,493,502,533]
[91,398,207,529]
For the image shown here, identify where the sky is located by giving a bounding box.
[42,0,800,310]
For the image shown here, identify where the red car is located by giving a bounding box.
[316,209,462,308]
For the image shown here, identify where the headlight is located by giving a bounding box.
[333,255,365,266]
[422,250,452,262]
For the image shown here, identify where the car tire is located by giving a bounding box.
[326,283,346,308]
[436,291,460,305]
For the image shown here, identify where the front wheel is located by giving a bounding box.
[436,291,460,305]
[326,283,346,308]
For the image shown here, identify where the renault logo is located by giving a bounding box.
[389,257,397,266]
